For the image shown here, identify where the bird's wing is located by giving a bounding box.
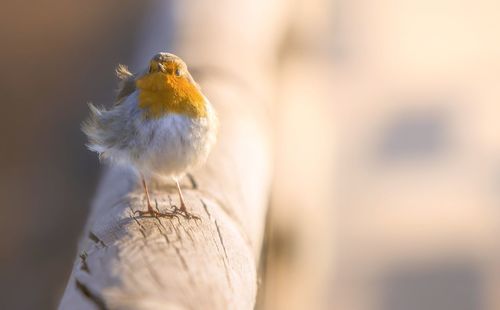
[114,64,136,105]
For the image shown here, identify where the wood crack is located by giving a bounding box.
[89,231,107,247]
[214,220,233,290]
[75,279,108,310]
[130,214,148,239]
[200,198,212,220]
[174,246,189,272]
[196,192,252,249]
[79,251,91,274]
[154,221,171,244]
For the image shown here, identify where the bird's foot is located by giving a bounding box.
[134,204,200,221]
[171,204,201,221]
[134,203,179,219]
[134,199,179,219]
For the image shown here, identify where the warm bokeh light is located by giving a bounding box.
[2,1,500,309]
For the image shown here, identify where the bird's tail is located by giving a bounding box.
[81,103,108,158]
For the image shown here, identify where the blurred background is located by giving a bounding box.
[1,1,500,309]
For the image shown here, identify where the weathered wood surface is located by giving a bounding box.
[58,75,273,309]
[58,0,292,308]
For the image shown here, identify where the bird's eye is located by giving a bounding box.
[175,68,181,77]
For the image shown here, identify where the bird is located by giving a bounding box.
[82,52,217,219]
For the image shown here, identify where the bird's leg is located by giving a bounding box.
[133,175,198,220]
[173,178,200,220]
[134,174,176,218]
[142,175,154,213]
[175,178,187,213]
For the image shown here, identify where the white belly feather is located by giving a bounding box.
[134,111,216,179]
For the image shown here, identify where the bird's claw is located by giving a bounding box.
[133,208,178,219]
[134,205,200,222]
[171,205,201,222]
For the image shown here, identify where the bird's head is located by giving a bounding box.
[136,53,206,119]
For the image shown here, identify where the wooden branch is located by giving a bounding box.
[59,73,273,309]
[57,1,289,307]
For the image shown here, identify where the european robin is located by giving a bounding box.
[83,52,217,219]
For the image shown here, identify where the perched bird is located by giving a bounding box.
[83,52,217,218]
